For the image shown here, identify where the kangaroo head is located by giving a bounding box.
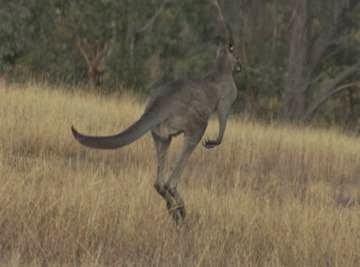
[215,29,242,74]
[210,0,241,75]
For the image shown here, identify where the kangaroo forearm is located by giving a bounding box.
[203,112,227,149]
[215,119,226,143]
[215,103,229,143]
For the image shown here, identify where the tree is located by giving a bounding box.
[281,0,360,122]
[0,1,34,76]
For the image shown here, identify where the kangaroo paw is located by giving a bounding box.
[202,138,220,149]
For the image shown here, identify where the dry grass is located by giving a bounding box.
[0,83,359,267]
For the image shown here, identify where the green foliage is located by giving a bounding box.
[0,0,359,128]
[0,1,33,71]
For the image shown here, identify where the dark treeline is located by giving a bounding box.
[0,0,359,128]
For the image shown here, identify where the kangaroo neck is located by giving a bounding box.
[205,70,238,105]
[205,57,233,82]
[205,69,234,83]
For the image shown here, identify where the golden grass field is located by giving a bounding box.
[0,83,359,266]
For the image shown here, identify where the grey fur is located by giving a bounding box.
[71,42,240,224]
[72,0,240,224]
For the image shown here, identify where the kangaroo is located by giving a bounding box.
[71,0,241,224]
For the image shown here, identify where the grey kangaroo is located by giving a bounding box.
[71,0,241,224]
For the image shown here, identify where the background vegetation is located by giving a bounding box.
[0,0,359,126]
[1,1,359,266]
[0,83,359,266]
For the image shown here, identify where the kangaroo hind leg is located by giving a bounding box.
[151,132,177,213]
[166,124,207,224]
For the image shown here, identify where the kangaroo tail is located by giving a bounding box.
[71,108,161,149]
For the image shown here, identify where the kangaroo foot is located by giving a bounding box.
[168,204,185,225]
[167,187,186,221]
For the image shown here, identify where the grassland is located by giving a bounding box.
[0,83,359,266]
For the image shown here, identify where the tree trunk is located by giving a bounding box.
[303,82,360,121]
[88,68,103,88]
[281,0,309,121]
